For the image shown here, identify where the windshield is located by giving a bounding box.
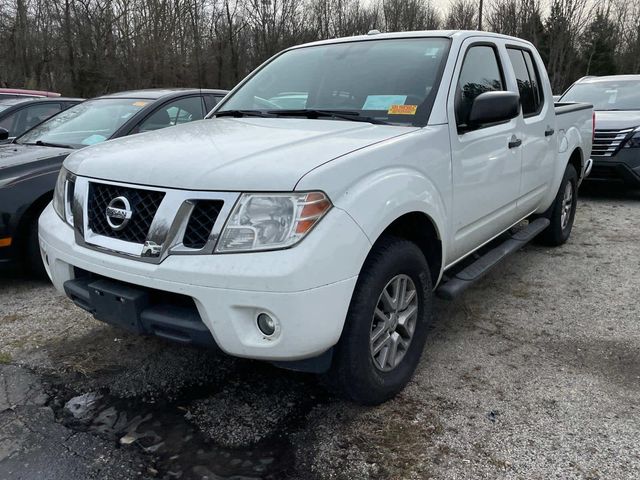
[218,38,450,126]
[17,98,151,147]
[561,80,640,111]
[0,105,11,114]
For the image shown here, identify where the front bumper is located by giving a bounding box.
[39,203,370,361]
[588,149,640,187]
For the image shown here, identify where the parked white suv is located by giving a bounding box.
[39,31,593,404]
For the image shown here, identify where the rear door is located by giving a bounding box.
[505,45,555,214]
[447,39,523,262]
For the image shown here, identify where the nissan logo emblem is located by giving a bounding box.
[105,196,133,231]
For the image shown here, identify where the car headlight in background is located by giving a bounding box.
[216,192,332,252]
[52,168,75,226]
[623,127,640,149]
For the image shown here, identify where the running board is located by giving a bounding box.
[436,218,550,300]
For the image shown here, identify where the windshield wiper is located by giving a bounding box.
[267,109,389,125]
[21,140,73,149]
[214,110,274,118]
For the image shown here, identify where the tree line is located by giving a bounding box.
[1,0,638,98]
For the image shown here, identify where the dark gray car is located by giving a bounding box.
[0,88,228,275]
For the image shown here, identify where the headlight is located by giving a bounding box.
[52,168,75,226]
[216,192,332,252]
[623,128,640,149]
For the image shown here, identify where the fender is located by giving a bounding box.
[331,167,448,282]
[333,166,446,242]
[0,160,62,262]
[537,124,585,213]
[296,125,452,283]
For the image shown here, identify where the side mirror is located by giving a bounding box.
[0,128,8,141]
[468,91,520,127]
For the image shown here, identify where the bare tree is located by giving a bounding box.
[0,0,629,96]
[445,0,477,30]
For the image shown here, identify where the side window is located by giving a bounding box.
[0,111,18,133]
[20,103,62,133]
[138,96,205,133]
[507,48,543,116]
[203,94,220,113]
[523,50,544,113]
[455,45,505,127]
[507,49,535,115]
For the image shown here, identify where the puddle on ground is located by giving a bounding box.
[44,376,322,480]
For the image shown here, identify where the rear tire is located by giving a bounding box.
[537,164,578,247]
[323,236,433,405]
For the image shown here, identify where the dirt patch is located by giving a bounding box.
[1,189,639,479]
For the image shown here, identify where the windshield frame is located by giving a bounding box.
[14,97,151,148]
[560,80,640,111]
[211,36,452,128]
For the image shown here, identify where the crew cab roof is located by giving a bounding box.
[97,88,229,100]
[288,30,534,51]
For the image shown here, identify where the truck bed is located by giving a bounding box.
[554,102,593,116]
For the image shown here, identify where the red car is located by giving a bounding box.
[0,88,62,99]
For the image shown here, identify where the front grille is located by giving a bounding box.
[592,128,634,157]
[183,200,224,249]
[87,182,165,243]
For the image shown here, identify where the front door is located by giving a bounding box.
[447,40,522,264]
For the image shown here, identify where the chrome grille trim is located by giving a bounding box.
[87,182,165,243]
[592,128,634,157]
[71,177,239,264]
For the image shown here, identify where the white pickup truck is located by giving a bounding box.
[39,31,593,404]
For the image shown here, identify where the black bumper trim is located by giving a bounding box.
[64,277,219,349]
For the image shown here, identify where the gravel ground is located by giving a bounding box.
[0,185,638,480]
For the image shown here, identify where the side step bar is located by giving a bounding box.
[436,218,550,300]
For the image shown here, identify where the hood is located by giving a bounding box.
[594,110,640,131]
[0,143,72,171]
[66,118,417,191]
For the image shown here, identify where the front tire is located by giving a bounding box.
[324,236,433,405]
[537,163,578,246]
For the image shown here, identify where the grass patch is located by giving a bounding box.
[350,396,443,479]
[0,352,12,364]
[0,314,21,325]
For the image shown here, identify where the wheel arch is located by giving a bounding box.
[369,211,443,287]
[15,190,54,256]
[567,147,583,178]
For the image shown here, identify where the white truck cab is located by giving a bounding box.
[39,31,593,404]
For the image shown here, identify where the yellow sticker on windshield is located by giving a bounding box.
[388,104,418,115]
[132,101,149,107]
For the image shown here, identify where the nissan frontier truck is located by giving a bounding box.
[38,31,593,404]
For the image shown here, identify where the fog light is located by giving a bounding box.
[257,313,277,336]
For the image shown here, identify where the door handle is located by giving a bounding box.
[508,137,522,149]
[545,127,555,137]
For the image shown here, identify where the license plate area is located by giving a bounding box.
[88,279,149,333]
